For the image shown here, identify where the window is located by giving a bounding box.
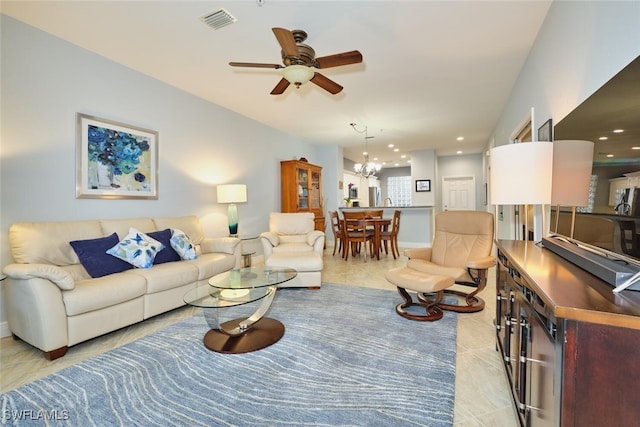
[387,176,411,206]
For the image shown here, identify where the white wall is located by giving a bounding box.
[490,1,640,239]
[0,16,322,329]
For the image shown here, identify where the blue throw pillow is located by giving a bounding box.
[70,233,133,278]
[107,227,165,269]
[148,229,181,264]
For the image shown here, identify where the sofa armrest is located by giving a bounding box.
[307,230,324,247]
[3,263,75,290]
[404,247,432,261]
[200,237,240,255]
[260,232,279,247]
[466,255,496,270]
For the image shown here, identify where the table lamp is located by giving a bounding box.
[551,140,594,238]
[216,184,247,237]
[490,142,553,241]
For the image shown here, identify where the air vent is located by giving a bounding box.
[200,9,237,31]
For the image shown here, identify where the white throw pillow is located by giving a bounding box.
[170,228,197,260]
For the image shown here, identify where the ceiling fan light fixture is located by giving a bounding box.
[283,64,314,87]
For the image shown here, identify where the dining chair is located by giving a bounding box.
[379,210,401,259]
[364,210,384,219]
[330,211,345,256]
[342,211,374,261]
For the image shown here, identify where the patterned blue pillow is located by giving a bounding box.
[170,228,197,260]
[70,233,133,278]
[107,228,165,268]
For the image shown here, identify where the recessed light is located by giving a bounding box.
[456,136,464,141]
[599,136,608,140]
[393,148,399,152]
[606,154,614,158]
[456,150,463,154]
[400,155,406,159]
[613,129,624,133]
[394,163,400,167]
[387,144,394,148]
[632,146,640,150]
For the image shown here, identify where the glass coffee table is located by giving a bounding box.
[184,266,296,354]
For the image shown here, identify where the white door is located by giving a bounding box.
[442,176,476,211]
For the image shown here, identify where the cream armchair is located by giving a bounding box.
[260,212,324,288]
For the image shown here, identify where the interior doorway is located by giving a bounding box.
[442,176,476,211]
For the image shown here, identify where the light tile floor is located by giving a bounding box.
[0,245,518,426]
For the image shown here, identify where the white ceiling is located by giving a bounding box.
[2,0,552,167]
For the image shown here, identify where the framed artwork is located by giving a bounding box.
[76,113,158,199]
[415,179,431,192]
[537,118,553,142]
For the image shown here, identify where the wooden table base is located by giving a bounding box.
[203,317,284,354]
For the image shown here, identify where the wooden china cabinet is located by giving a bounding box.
[280,160,324,231]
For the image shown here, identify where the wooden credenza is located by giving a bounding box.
[495,240,640,427]
[280,160,324,232]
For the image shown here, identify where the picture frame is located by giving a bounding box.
[415,179,431,192]
[76,113,158,199]
[537,118,553,142]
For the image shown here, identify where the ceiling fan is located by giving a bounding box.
[229,27,363,95]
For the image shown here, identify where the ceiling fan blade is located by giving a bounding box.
[310,73,343,94]
[272,27,299,58]
[315,50,363,69]
[270,78,290,95]
[229,62,283,69]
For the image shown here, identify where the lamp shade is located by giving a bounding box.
[490,142,553,205]
[551,140,594,206]
[216,184,247,204]
[283,65,314,85]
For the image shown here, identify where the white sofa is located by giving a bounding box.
[2,215,241,360]
[261,212,324,288]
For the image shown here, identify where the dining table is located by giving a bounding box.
[358,217,391,260]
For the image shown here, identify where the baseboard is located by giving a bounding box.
[0,320,11,338]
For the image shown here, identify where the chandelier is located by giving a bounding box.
[350,123,382,178]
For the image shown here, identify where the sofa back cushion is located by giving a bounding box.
[153,216,204,245]
[9,220,103,265]
[100,218,156,239]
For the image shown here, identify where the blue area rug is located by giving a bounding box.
[1,284,457,426]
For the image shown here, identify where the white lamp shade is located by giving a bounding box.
[216,184,247,204]
[551,140,594,206]
[490,142,553,205]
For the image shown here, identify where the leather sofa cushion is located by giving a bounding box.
[9,220,103,265]
[100,218,155,240]
[126,262,198,294]
[189,252,237,280]
[63,273,146,316]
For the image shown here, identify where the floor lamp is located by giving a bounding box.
[216,184,247,237]
[551,140,594,238]
[490,142,553,242]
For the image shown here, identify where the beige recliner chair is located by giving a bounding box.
[260,212,324,288]
[385,210,495,320]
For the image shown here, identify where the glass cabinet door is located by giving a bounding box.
[311,170,321,209]
[297,167,309,209]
